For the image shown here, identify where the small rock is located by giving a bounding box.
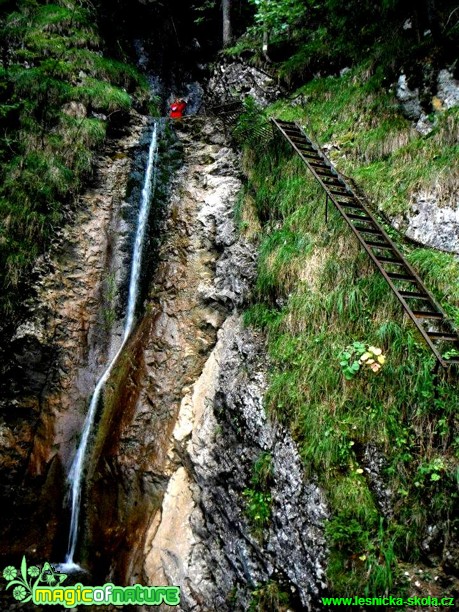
[61,101,87,119]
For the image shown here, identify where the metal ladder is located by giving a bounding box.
[272,118,459,368]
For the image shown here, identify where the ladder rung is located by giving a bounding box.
[346,213,372,221]
[427,332,459,341]
[365,241,393,249]
[377,256,404,264]
[299,151,320,158]
[356,227,381,235]
[387,272,417,281]
[316,169,335,176]
[321,176,342,183]
[321,173,342,180]
[399,291,430,300]
[412,311,443,319]
[330,190,352,196]
[337,201,363,209]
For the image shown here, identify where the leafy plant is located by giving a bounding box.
[415,458,445,487]
[243,451,274,538]
[243,488,272,535]
[339,341,386,380]
[443,348,459,361]
[249,580,290,611]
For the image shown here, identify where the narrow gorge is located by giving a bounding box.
[1,1,459,610]
[0,84,328,608]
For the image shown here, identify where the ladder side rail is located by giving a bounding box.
[271,118,457,367]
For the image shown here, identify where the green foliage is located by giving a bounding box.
[252,451,273,488]
[243,451,274,538]
[237,0,459,88]
[249,580,290,611]
[0,0,149,318]
[243,488,272,535]
[192,0,216,26]
[242,106,459,596]
[233,97,273,149]
[339,342,386,380]
[248,0,307,38]
[73,78,132,112]
[415,457,445,487]
[339,341,364,380]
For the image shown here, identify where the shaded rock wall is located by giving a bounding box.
[84,116,251,580]
[83,116,328,610]
[394,67,459,253]
[0,109,150,564]
[145,315,328,611]
[207,60,282,108]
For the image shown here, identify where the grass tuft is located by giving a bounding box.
[240,93,459,596]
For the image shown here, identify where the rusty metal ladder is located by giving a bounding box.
[272,118,459,368]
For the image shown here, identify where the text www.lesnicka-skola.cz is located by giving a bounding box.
[322,595,454,607]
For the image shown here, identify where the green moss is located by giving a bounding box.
[240,104,459,595]
[0,0,149,317]
[73,79,132,112]
[249,580,290,611]
[269,69,459,220]
[243,451,274,540]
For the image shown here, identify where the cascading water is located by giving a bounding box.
[63,122,160,570]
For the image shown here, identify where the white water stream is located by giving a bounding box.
[63,122,159,569]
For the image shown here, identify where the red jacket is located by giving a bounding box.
[170,100,187,118]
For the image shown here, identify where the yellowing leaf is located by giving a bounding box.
[356,468,364,474]
[377,355,386,364]
[369,346,382,355]
[360,352,372,362]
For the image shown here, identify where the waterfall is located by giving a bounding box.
[63,122,159,569]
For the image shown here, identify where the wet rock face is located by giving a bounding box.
[0,109,150,563]
[85,116,258,581]
[207,61,281,108]
[133,117,328,610]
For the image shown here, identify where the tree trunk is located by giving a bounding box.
[262,27,271,62]
[222,0,232,47]
[425,0,440,39]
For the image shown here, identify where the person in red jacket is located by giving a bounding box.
[169,98,187,119]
